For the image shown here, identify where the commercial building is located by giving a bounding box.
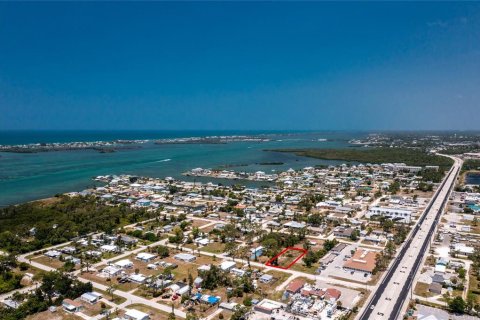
[366,206,412,223]
[343,249,379,274]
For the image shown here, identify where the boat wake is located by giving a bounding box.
[155,159,172,163]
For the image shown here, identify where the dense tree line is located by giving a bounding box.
[0,271,92,320]
[198,265,230,290]
[260,231,306,258]
[0,255,22,294]
[268,148,454,169]
[419,168,445,183]
[462,159,480,172]
[303,239,338,268]
[0,195,159,253]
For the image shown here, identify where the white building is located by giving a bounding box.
[366,206,412,223]
[114,259,133,269]
[174,253,196,262]
[220,261,236,271]
[124,308,150,320]
[136,252,156,262]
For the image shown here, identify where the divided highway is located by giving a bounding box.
[358,156,462,320]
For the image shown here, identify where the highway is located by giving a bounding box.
[357,156,462,320]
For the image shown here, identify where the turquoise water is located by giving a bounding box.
[0,131,365,207]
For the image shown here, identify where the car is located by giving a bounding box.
[370,305,375,310]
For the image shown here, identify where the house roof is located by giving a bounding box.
[428,282,442,292]
[286,279,305,293]
[63,299,82,307]
[432,273,445,283]
[125,308,149,320]
[220,261,236,270]
[325,288,341,300]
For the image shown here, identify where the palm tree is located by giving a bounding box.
[107,283,117,301]
[237,246,250,268]
[225,242,238,261]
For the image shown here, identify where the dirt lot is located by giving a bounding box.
[200,242,226,254]
[33,256,65,269]
[81,271,139,292]
[191,219,212,228]
[268,249,305,268]
[414,282,436,298]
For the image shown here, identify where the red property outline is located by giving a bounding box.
[265,247,308,270]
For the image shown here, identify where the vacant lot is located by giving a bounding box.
[266,248,306,269]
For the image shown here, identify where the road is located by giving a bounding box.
[357,156,462,320]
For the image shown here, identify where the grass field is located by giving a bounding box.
[414,282,436,298]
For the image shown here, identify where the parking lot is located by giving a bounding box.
[314,280,361,310]
[319,243,373,284]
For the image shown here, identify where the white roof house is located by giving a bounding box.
[136,252,156,262]
[231,268,246,277]
[434,264,446,274]
[284,221,306,229]
[80,292,101,304]
[197,264,211,272]
[102,265,121,277]
[220,261,236,271]
[195,238,210,246]
[114,259,133,269]
[129,273,147,284]
[453,243,475,255]
[45,250,62,258]
[100,244,118,252]
[174,253,196,262]
[124,308,150,320]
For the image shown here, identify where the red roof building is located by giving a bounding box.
[324,288,342,301]
[286,279,306,294]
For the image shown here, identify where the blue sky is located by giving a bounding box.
[0,2,479,131]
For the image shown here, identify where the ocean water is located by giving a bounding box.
[0,131,365,207]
